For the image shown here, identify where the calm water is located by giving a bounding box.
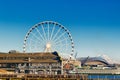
[88,74,120,79]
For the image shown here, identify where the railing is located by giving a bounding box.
[77,69,120,74]
[0,74,88,80]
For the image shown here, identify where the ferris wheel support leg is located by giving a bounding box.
[61,61,63,75]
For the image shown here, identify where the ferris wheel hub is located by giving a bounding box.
[45,42,52,52]
[46,43,51,49]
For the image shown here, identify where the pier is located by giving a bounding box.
[0,74,88,80]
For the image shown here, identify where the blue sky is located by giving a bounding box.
[0,0,120,60]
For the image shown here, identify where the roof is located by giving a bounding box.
[0,52,60,63]
[78,56,113,65]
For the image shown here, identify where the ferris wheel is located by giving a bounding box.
[23,21,74,54]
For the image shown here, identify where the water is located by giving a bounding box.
[88,74,120,79]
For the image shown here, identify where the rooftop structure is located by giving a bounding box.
[77,56,116,70]
[0,51,62,75]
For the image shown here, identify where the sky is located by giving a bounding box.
[0,0,120,60]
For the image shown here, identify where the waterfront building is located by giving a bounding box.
[0,51,62,75]
[0,51,81,75]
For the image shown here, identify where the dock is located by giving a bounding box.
[0,74,88,80]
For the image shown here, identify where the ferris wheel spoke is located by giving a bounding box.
[65,38,68,52]
[47,22,50,41]
[29,38,35,52]
[52,27,62,41]
[26,40,31,52]
[54,43,69,47]
[35,27,45,41]
[30,32,43,43]
[50,23,56,40]
[53,37,69,45]
[28,39,34,51]
[41,24,47,42]
[29,38,44,52]
[53,44,68,53]
[52,41,62,47]
[53,31,66,42]
[52,43,63,52]
[29,39,40,46]
[29,37,44,45]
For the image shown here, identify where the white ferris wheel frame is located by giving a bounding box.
[23,21,74,54]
